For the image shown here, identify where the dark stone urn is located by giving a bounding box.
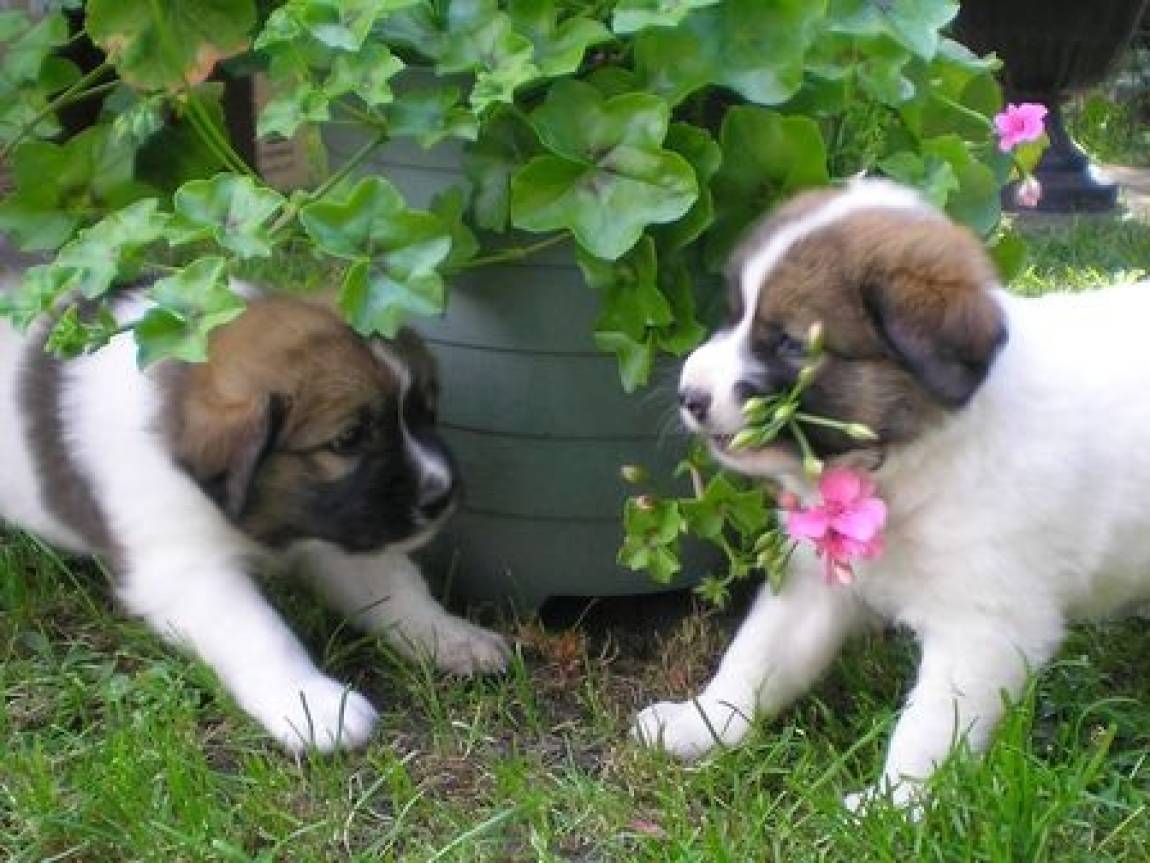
[954,0,1149,212]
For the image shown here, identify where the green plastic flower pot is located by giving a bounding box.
[325,125,709,611]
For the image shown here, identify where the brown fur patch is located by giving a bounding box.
[19,325,117,558]
[748,203,1005,454]
[163,297,398,528]
[724,188,840,319]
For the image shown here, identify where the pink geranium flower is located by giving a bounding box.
[994,102,1047,152]
[782,468,887,585]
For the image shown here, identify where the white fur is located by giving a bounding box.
[0,296,508,752]
[637,183,1150,807]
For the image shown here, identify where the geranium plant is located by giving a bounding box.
[0,0,1041,605]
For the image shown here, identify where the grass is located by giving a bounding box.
[6,216,1150,861]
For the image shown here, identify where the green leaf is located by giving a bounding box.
[510,81,696,259]
[855,34,915,106]
[0,12,70,84]
[878,150,958,208]
[0,127,150,250]
[612,0,721,34]
[300,177,452,334]
[694,575,730,608]
[136,257,245,366]
[987,229,1028,284]
[387,85,479,146]
[169,174,286,259]
[87,0,256,91]
[136,87,229,192]
[3,265,75,330]
[655,123,721,250]
[106,87,168,149]
[257,81,329,140]
[620,495,685,582]
[463,107,541,231]
[328,44,405,107]
[429,186,479,269]
[509,0,612,77]
[646,545,681,584]
[636,0,826,107]
[435,0,540,111]
[339,258,444,338]
[594,330,654,393]
[633,23,715,106]
[578,236,682,390]
[921,134,1001,235]
[52,199,170,298]
[900,46,1001,142]
[657,255,706,355]
[45,304,121,358]
[879,0,958,60]
[0,55,81,147]
[707,107,829,268]
[579,238,668,330]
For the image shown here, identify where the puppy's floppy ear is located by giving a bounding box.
[861,273,1007,408]
[171,389,288,518]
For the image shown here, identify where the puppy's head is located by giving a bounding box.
[680,179,1007,479]
[164,298,456,553]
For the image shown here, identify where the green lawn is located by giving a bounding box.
[4,216,1150,862]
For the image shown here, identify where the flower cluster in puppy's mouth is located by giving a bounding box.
[726,321,877,474]
[619,321,888,600]
[724,321,887,585]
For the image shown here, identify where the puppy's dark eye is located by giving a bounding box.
[328,421,368,456]
[776,332,806,359]
[752,327,807,362]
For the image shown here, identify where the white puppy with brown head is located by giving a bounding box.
[0,270,508,752]
[634,178,1150,808]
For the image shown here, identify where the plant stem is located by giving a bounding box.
[456,233,568,270]
[313,129,387,201]
[267,129,390,238]
[335,98,388,130]
[793,411,856,432]
[0,61,113,160]
[184,93,256,178]
[787,420,820,474]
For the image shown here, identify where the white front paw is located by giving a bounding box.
[242,674,378,753]
[396,617,511,676]
[429,619,511,676]
[631,697,753,761]
[844,781,924,818]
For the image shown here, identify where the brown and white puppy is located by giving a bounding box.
[0,275,508,752]
[634,178,1150,808]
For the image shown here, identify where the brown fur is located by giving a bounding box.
[163,297,400,536]
[20,327,117,557]
[749,203,1006,455]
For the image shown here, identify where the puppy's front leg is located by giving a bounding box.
[295,544,510,676]
[117,551,378,752]
[848,621,1060,810]
[634,557,868,760]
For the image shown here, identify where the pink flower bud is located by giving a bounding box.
[1014,176,1042,209]
[635,494,656,511]
[777,491,800,510]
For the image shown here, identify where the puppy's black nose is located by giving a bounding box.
[417,475,456,520]
[679,388,711,423]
